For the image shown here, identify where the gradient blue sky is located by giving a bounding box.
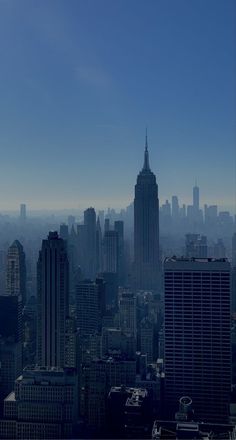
[0,0,235,211]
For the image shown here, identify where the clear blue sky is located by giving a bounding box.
[0,0,235,211]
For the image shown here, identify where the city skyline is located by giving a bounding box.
[0,0,235,211]
[0,2,235,438]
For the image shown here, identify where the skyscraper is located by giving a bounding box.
[37,231,69,368]
[134,133,159,291]
[171,196,179,222]
[5,240,26,305]
[84,208,96,279]
[114,220,125,284]
[193,185,199,211]
[20,204,26,222]
[119,290,137,337]
[164,257,231,422]
[103,230,119,274]
[75,278,105,337]
[96,217,103,273]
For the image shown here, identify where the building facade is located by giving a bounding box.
[5,240,26,305]
[164,257,231,422]
[0,366,78,439]
[103,230,119,274]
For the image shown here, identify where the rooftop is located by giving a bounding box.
[165,256,228,264]
[5,392,16,402]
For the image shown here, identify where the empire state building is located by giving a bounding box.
[134,133,159,291]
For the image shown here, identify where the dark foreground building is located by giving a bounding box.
[164,257,231,423]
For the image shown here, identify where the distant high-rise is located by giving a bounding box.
[134,133,159,291]
[114,220,125,284]
[104,218,110,233]
[5,240,26,305]
[103,230,119,273]
[84,208,96,278]
[37,231,69,368]
[20,204,26,222]
[171,196,179,221]
[204,204,218,227]
[119,290,137,337]
[164,257,231,422]
[75,279,105,336]
[60,223,69,242]
[96,217,103,273]
[193,185,199,211]
[213,238,226,259]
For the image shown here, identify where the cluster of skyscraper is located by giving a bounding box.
[0,136,235,439]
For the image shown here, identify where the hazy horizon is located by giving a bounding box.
[0,0,235,213]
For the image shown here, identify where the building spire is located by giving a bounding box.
[143,127,150,171]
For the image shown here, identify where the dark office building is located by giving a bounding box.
[164,257,231,423]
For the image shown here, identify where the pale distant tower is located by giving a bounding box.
[6,240,26,305]
[20,204,26,222]
[134,132,159,291]
[193,185,199,211]
[171,196,179,221]
[37,231,69,368]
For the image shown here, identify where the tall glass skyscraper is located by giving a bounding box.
[134,133,159,291]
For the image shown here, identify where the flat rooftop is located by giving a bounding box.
[164,256,230,271]
[165,256,228,263]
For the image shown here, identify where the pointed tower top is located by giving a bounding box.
[143,128,150,171]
